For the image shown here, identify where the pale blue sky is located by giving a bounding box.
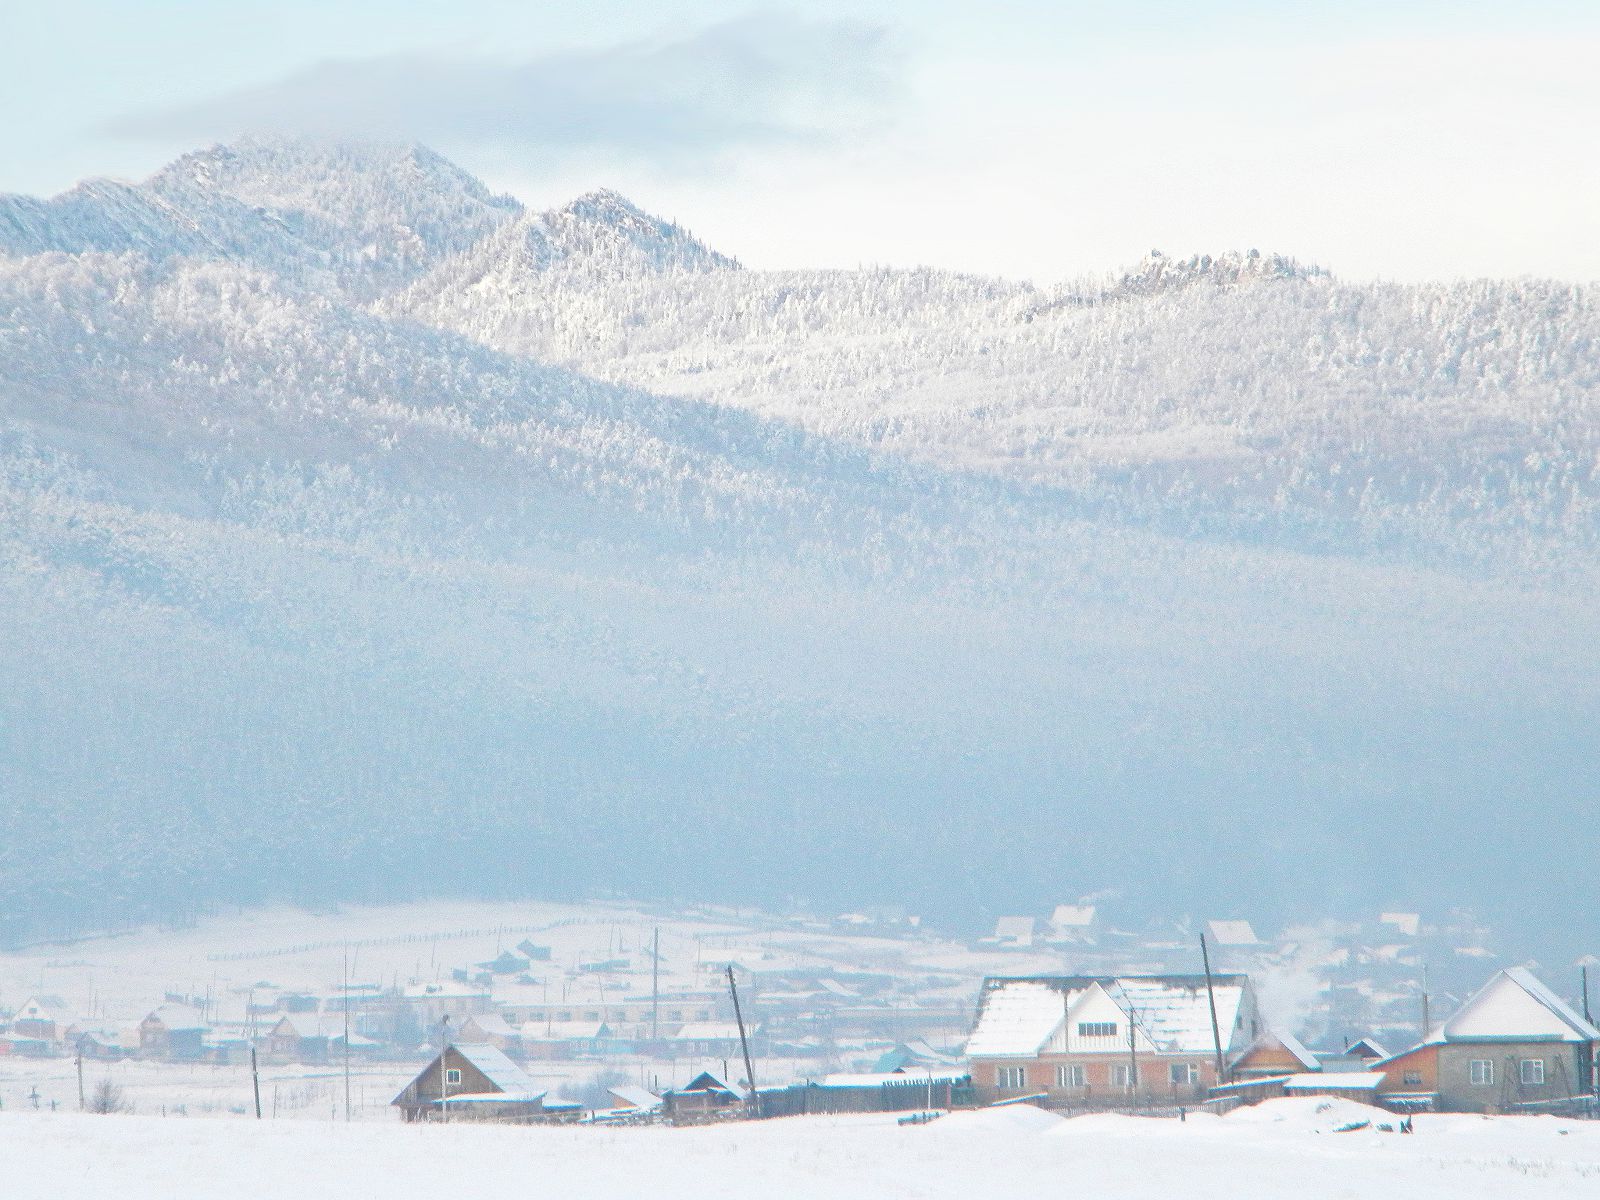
[7,1,1599,281]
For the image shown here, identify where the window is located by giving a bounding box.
[1056,1064,1087,1088]
[1403,1071,1423,1087]
[557,1011,571,1022]
[1469,1059,1494,1086]
[584,1011,600,1022]
[444,1068,461,1085]
[1520,1059,1545,1085]
[1110,1064,1137,1088]
[1078,1021,1118,1039]
[1169,1062,1199,1086]
[996,1066,1027,1090]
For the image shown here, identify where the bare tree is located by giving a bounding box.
[88,1079,128,1115]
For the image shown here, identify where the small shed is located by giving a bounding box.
[663,1070,748,1121]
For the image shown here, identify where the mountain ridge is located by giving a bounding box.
[1,137,1596,957]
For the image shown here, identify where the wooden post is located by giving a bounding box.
[1126,1002,1139,1106]
[76,1047,85,1111]
[251,1046,262,1119]
[727,966,760,1118]
[439,1017,450,1125]
[342,948,351,1123]
[651,927,661,1042]
[1200,933,1227,1085]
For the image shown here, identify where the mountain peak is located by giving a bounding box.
[537,188,737,275]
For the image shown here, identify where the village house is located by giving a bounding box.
[1373,966,1598,1113]
[1229,1028,1321,1079]
[10,997,61,1041]
[965,974,1260,1105]
[263,1013,379,1063]
[662,1070,748,1121]
[139,1004,209,1060]
[520,1020,613,1060]
[392,1042,548,1123]
[671,1021,756,1060]
[456,1013,523,1056]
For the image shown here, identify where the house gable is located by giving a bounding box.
[1443,969,1598,1043]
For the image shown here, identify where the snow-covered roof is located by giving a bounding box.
[144,1004,208,1032]
[1436,967,1600,1043]
[402,981,490,1000]
[1109,977,1247,1055]
[607,1085,662,1111]
[964,981,1066,1057]
[1345,1036,1390,1060]
[992,917,1035,944]
[1236,1029,1319,1071]
[1284,1072,1384,1091]
[1050,905,1096,928]
[968,974,1252,1060]
[678,1070,746,1098]
[1379,912,1421,936]
[1206,920,1260,947]
[521,1021,608,1040]
[451,1042,542,1098]
[673,1022,749,1041]
[463,1013,519,1038]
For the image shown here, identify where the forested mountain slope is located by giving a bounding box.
[1,139,1596,953]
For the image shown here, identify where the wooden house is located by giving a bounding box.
[139,1004,208,1060]
[662,1070,748,1121]
[392,1042,547,1123]
[671,1022,754,1058]
[965,974,1260,1106]
[519,1020,612,1060]
[1374,967,1599,1113]
[11,997,60,1041]
[1230,1029,1320,1079]
[457,1013,523,1056]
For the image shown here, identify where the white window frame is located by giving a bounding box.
[1469,1059,1493,1086]
[1056,1064,1087,1088]
[1519,1058,1545,1085]
[444,1067,462,1085]
[1078,1021,1118,1039]
[1169,1062,1198,1086]
[1111,1063,1137,1088]
[997,1065,1028,1090]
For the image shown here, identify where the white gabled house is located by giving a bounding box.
[1373,966,1599,1113]
[965,974,1260,1104]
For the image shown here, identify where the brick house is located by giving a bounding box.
[965,974,1260,1106]
[1374,967,1598,1113]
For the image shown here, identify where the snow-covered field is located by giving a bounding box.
[8,1098,1599,1200]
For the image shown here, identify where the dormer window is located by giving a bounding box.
[1078,1021,1118,1038]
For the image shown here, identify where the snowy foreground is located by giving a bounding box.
[9,1099,1600,1200]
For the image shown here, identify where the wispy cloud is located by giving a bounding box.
[104,13,900,172]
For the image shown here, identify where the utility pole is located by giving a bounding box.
[1582,965,1592,1025]
[342,947,352,1123]
[1200,933,1227,1085]
[1126,1006,1139,1105]
[726,966,760,1119]
[251,1046,262,1119]
[438,1016,450,1125]
[76,1045,85,1111]
[651,927,661,1043]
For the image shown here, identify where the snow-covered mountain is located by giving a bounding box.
[1,139,1596,955]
